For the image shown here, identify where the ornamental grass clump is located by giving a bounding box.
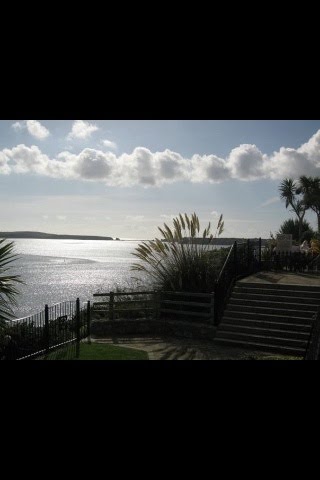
[131,213,225,293]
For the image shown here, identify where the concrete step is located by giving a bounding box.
[236,282,320,293]
[215,279,319,358]
[223,310,314,324]
[222,316,312,332]
[233,286,320,300]
[214,337,305,356]
[218,323,310,340]
[225,304,315,318]
[214,330,307,348]
[228,297,319,312]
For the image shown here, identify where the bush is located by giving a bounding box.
[277,218,315,242]
[131,213,226,293]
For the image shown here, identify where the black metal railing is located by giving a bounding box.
[214,239,262,325]
[305,307,320,360]
[0,299,91,360]
[267,251,319,273]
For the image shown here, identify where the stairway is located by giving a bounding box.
[215,282,320,356]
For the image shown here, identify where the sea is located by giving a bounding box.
[7,238,229,319]
[7,239,150,319]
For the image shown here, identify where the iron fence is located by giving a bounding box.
[305,307,320,360]
[214,240,262,325]
[0,299,91,360]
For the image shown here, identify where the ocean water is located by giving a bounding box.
[7,239,148,319]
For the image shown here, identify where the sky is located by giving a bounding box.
[1,119,320,240]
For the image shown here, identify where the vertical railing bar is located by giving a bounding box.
[109,292,114,321]
[76,298,80,358]
[45,304,49,356]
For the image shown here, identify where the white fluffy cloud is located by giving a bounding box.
[12,122,24,131]
[267,130,320,179]
[101,139,117,150]
[2,129,320,186]
[227,144,267,180]
[26,120,50,139]
[11,120,50,139]
[2,145,68,177]
[191,154,230,182]
[0,151,11,174]
[67,120,99,140]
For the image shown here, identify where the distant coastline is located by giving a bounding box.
[0,231,269,245]
[0,231,114,241]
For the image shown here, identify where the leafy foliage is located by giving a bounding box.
[279,178,307,241]
[277,218,315,242]
[131,213,226,292]
[0,239,23,325]
[297,176,320,233]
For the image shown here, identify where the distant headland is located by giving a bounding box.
[0,231,114,241]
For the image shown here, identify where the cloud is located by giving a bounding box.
[210,210,219,217]
[125,215,145,221]
[160,214,178,220]
[56,215,67,220]
[12,122,24,131]
[67,120,99,140]
[26,120,50,139]
[0,152,11,174]
[11,120,50,139]
[260,196,280,207]
[191,154,229,183]
[2,144,66,177]
[227,144,267,180]
[267,130,320,179]
[101,139,117,150]
[2,129,320,186]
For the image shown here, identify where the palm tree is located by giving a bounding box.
[279,178,307,242]
[0,239,23,326]
[297,176,320,235]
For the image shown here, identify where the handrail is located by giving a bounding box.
[214,239,262,326]
[216,243,235,284]
[305,307,320,360]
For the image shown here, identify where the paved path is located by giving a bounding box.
[90,335,301,360]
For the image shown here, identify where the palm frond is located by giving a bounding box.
[0,239,23,323]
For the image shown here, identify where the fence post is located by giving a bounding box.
[44,304,49,356]
[214,282,219,326]
[76,298,80,358]
[87,300,91,344]
[234,241,237,278]
[153,290,160,321]
[247,239,250,271]
[259,237,262,270]
[109,292,114,321]
[210,293,215,324]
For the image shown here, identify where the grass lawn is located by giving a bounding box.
[76,342,149,360]
[41,342,149,360]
